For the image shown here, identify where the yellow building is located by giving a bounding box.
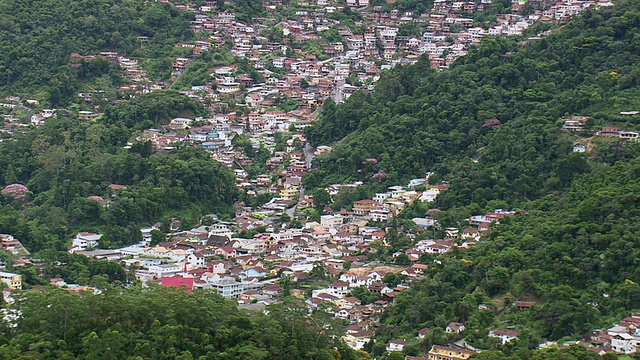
[279,188,299,200]
[427,345,475,360]
[0,271,22,290]
[353,199,375,215]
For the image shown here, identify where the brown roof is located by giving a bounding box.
[491,329,520,337]
[207,234,228,247]
[515,301,535,308]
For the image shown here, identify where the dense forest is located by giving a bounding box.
[0,90,238,254]
[306,1,640,358]
[0,287,359,360]
[371,158,640,358]
[306,0,640,211]
[0,0,639,358]
[0,0,194,104]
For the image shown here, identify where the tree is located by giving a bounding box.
[280,213,291,225]
[280,277,292,298]
[348,286,379,305]
[5,286,356,359]
[395,254,411,265]
[343,260,352,271]
[312,188,331,214]
[289,218,302,229]
[383,272,401,288]
[309,262,327,280]
[3,164,18,185]
[149,229,165,246]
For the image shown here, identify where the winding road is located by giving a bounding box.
[285,142,314,218]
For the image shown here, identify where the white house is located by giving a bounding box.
[170,117,193,129]
[386,339,408,352]
[321,215,344,229]
[144,246,171,258]
[273,57,286,68]
[117,245,145,256]
[370,207,392,222]
[209,261,226,274]
[489,329,520,344]
[610,333,640,354]
[461,228,481,241]
[187,252,206,269]
[70,232,103,252]
[608,325,640,354]
[148,264,182,277]
[339,272,368,288]
[446,322,466,334]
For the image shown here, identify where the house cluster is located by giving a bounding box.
[137,119,236,151]
[561,115,590,132]
[326,178,444,219]
[67,175,453,309]
[237,139,309,203]
[538,313,640,356]
[0,271,22,290]
[70,52,155,94]
[468,208,516,230]
[0,234,30,259]
[68,227,271,298]
[310,178,502,264]
[0,234,32,269]
[561,114,639,142]
[120,0,593,123]
[0,234,33,291]
[384,323,480,358]
[0,97,39,133]
[5,0,599,144]
[67,216,384,300]
[595,126,640,141]
[390,208,514,261]
[29,108,55,126]
[604,314,640,355]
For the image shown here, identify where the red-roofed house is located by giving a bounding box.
[446,322,466,334]
[161,276,194,293]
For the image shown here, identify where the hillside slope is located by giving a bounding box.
[306,1,640,358]
[306,0,640,211]
[0,0,194,104]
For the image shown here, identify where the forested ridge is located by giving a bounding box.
[305,1,640,358]
[1,0,640,359]
[306,0,640,211]
[370,158,640,358]
[0,90,238,253]
[0,287,357,360]
[0,0,194,104]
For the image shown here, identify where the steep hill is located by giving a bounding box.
[0,90,238,252]
[373,157,640,358]
[300,1,640,358]
[306,0,640,211]
[0,0,194,104]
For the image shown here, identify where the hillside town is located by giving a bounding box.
[3,166,639,357]
[1,0,637,359]
[1,0,613,137]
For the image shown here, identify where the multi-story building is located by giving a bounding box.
[71,232,103,252]
[427,345,476,360]
[0,271,22,290]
